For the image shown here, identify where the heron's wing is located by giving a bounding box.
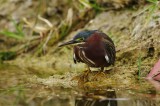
[103,38,116,65]
[74,46,95,66]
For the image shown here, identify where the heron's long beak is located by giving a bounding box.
[58,40,77,47]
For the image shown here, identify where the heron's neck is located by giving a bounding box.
[86,34,102,46]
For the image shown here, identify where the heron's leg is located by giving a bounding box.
[73,65,91,84]
[93,67,106,80]
[83,65,91,76]
[72,66,91,81]
[101,67,106,74]
[101,67,104,72]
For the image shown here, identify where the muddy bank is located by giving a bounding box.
[0,0,159,89]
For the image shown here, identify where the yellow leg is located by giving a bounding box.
[93,67,106,80]
[71,66,91,82]
[83,66,91,76]
[75,66,91,87]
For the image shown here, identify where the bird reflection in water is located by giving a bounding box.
[75,89,117,106]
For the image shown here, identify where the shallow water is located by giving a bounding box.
[0,65,160,106]
[22,87,159,106]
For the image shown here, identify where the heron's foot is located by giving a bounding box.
[83,69,91,77]
[77,69,91,82]
[71,75,81,81]
[71,69,92,87]
[92,71,106,81]
[71,70,91,81]
[71,75,85,88]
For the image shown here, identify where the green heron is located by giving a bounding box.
[59,30,115,72]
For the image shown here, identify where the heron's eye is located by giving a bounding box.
[76,37,84,42]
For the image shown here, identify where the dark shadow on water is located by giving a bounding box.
[75,89,117,106]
